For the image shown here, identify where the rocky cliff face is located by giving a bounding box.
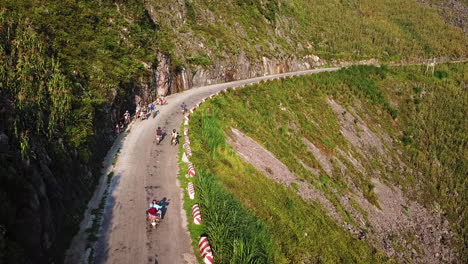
[152,52,323,96]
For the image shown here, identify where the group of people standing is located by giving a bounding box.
[114,97,167,135]
[136,101,155,120]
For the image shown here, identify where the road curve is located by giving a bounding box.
[65,67,340,264]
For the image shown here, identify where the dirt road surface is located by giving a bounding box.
[65,67,339,264]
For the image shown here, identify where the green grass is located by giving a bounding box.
[183,104,390,263]
[151,0,467,62]
[181,62,467,262]
[178,122,280,263]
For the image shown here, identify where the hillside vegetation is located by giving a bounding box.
[0,0,156,262]
[181,62,467,263]
[150,0,467,63]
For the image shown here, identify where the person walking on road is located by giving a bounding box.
[180,102,187,114]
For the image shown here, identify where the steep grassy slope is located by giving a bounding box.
[148,0,467,64]
[182,63,467,263]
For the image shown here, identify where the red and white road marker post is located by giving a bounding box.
[187,162,196,177]
[184,144,192,157]
[198,236,214,264]
[187,182,195,200]
[192,204,202,224]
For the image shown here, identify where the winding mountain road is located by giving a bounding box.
[63,58,468,264]
[65,67,339,264]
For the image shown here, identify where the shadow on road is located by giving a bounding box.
[153,110,160,118]
[159,197,170,219]
[93,173,122,264]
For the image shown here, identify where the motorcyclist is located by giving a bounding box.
[149,199,163,211]
[156,127,163,144]
[147,200,163,222]
[171,129,179,145]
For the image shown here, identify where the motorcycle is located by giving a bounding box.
[124,115,130,125]
[156,134,162,145]
[147,210,161,228]
[171,135,178,145]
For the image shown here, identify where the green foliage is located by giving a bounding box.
[174,0,467,60]
[434,70,448,79]
[187,53,212,68]
[339,66,397,116]
[401,130,414,146]
[184,96,390,263]
[197,171,279,263]
[185,0,197,25]
[200,113,225,158]
[383,63,467,248]
[0,0,156,159]
[0,0,158,261]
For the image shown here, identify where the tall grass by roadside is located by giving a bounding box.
[197,171,278,263]
[178,121,281,263]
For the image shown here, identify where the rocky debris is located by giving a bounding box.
[326,98,388,157]
[298,160,321,176]
[227,122,457,263]
[227,128,361,237]
[302,138,333,176]
[319,98,457,263]
[347,178,458,263]
[417,0,468,34]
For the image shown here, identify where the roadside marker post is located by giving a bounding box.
[188,162,196,177]
[187,182,195,200]
[192,204,202,224]
[198,236,213,263]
